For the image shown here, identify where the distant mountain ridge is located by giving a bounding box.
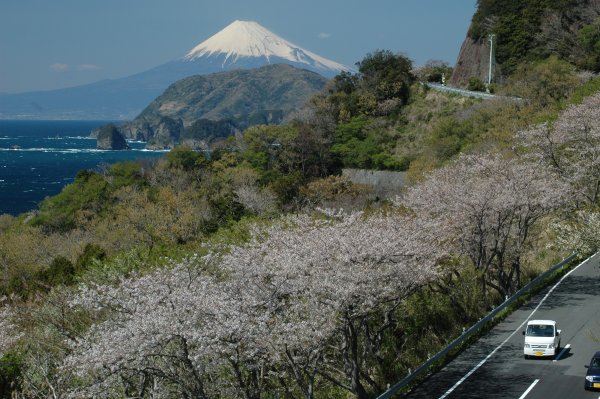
[0,21,349,120]
[103,64,328,149]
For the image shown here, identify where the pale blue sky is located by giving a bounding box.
[0,0,477,93]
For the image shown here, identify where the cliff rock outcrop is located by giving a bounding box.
[96,124,129,150]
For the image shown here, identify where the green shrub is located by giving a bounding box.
[36,256,75,288]
[166,146,208,171]
[576,18,600,72]
[0,352,22,399]
[32,170,109,231]
[75,244,107,275]
[467,77,487,92]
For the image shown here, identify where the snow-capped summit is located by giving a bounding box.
[183,20,350,76]
[0,20,350,120]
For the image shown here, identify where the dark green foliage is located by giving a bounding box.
[166,146,208,171]
[75,244,106,275]
[321,50,414,123]
[506,56,578,106]
[2,274,32,299]
[577,18,600,72]
[204,194,247,234]
[107,161,145,189]
[467,77,487,92]
[417,60,454,83]
[36,256,75,288]
[32,170,109,232]
[330,116,402,170]
[427,118,474,161]
[269,172,305,206]
[0,352,22,399]
[357,49,414,104]
[332,71,358,94]
[242,122,338,181]
[468,0,597,75]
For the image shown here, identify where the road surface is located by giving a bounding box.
[404,253,600,399]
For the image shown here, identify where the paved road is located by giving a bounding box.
[404,253,600,399]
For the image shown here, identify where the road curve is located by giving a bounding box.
[404,253,600,399]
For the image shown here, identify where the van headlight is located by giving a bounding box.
[524,344,530,348]
[548,344,555,349]
[586,376,594,382]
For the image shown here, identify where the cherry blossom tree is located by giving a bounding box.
[219,211,441,399]
[64,256,231,399]
[551,209,600,255]
[403,153,570,298]
[63,211,440,399]
[517,92,600,204]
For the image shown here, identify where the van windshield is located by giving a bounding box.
[526,324,555,337]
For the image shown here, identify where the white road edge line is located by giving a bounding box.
[437,253,595,399]
[518,379,540,399]
[553,343,571,362]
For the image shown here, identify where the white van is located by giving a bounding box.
[522,319,561,359]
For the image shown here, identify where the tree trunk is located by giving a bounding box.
[342,317,369,399]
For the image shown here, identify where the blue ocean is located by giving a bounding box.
[0,120,167,216]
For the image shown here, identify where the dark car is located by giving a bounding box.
[585,351,600,390]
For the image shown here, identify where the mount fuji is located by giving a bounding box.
[0,21,351,120]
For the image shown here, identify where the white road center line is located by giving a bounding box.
[518,379,540,399]
[553,343,571,362]
[437,253,595,399]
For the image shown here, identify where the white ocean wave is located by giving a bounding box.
[137,148,170,153]
[1,147,172,156]
[0,147,106,153]
[45,135,94,140]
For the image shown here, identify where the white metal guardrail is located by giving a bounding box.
[377,253,578,399]
[425,82,497,99]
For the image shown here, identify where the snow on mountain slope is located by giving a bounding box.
[0,20,350,120]
[184,20,350,75]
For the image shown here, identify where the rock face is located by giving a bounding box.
[119,117,183,145]
[449,37,492,87]
[96,124,129,150]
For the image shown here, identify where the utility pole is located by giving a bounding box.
[487,33,496,92]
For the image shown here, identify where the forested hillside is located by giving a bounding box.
[452,0,600,84]
[2,12,600,399]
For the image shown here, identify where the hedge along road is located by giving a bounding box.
[404,253,600,399]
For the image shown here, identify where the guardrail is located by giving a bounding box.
[377,253,578,399]
[425,82,497,99]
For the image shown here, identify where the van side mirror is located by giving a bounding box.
[585,365,589,368]
[557,329,561,336]
[522,331,525,335]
